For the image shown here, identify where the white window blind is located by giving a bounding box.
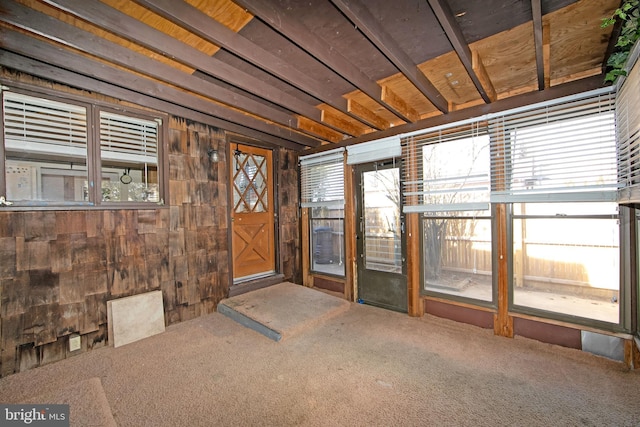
[489,90,617,203]
[300,148,345,208]
[616,47,640,205]
[100,111,158,165]
[3,91,87,158]
[401,122,490,213]
[346,135,401,165]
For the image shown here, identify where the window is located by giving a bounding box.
[490,90,619,324]
[232,149,268,213]
[617,42,640,206]
[99,110,160,203]
[310,208,345,276]
[2,89,165,207]
[423,212,493,301]
[637,210,640,337]
[490,92,617,204]
[362,167,402,274]
[3,91,88,203]
[617,41,640,334]
[511,202,619,323]
[402,122,493,302]
[300,149,345,277]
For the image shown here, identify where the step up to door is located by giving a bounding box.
[217,282,351,342]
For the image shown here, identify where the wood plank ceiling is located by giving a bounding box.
[0,0,621,151]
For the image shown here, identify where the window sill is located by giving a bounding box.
[0,203,169,211]
[423,294,496,313]
[509,308,628,336]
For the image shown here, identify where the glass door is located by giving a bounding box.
[355,161,407,312]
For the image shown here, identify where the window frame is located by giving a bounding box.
[309,212,346,278]
[402,88,628,331]
[401,122,491,214]
[402,124,495,306]
[507,202,624,329]
[489,90,617,204]
[300,148,346,278]
[1,83,168,209]
[489,91,624,330]
[420,211,496,307]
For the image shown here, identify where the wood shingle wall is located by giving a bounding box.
[0,71,303,376]
[277,148,301,285]
[0,118,228,376]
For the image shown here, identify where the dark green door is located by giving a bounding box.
[355,161,407,312]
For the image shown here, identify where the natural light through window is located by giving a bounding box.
[413,131,493,302]
[512,202,619,323]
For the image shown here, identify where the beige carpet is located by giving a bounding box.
[24,377,117,427]
[0,291,638,426]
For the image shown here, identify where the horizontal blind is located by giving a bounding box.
[490,91,617,203]
[346,135,401,165]
[300,148,344,208]
[401,121,490,213]
[617,52,640,205]
[3,91,87,158]
[100,111,158,165]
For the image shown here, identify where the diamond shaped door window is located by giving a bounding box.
[233,152,267,213]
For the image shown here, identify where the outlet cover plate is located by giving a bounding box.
[69,335,81,352]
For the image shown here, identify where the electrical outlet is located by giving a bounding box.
[69,334,81,352]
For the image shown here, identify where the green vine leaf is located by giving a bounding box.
[602,0,640,82]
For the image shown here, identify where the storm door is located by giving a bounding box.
[231,144,275,282]
[355,161,407,312]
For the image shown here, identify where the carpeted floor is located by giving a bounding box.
[0,290,638,426]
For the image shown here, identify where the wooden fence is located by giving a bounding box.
[313,223,618,299]
[440,237,618,298]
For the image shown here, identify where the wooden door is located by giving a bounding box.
[231,144,275,282]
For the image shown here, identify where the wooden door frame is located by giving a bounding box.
[225,135,281,290]
[300,152,355,299]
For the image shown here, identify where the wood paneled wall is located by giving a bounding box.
[0,117,233,376]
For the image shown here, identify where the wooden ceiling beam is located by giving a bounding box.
[471,50,497,102]
[331,0,449,114]
[29,1,322,127]
[316,73,606,152]
[321,109,365,137]
[0,51,304,151]
[0,1,324,146]
[233,0,415,124]
[127,0,385,131]
[0,28,316,150]
[380,85,420,122]
[347,98,389,129]
[29,0,348,141]
[427,0,495,103]
[297,117,343,144]
[543,22,551,89]
[531,0,547,90]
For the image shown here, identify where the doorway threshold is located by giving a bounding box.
[229,273,284,298]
